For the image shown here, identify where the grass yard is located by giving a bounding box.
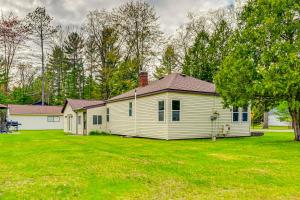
[0,131,300,199]
[252,125,292,130]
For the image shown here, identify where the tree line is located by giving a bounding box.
[0,1,234,105]
[1,0,298,140]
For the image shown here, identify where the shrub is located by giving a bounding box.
[89,130,111,136]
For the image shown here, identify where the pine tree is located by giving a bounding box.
[64,32,85,99]
[47,45,68,104]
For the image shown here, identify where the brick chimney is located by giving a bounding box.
[139,71,148,87]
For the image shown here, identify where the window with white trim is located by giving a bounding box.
[129,102,133,116]
[158,100,165,121]
[172,100,180,121]
[232,107,239,122]
[242,107,248,122]
[47,116,60,122]
[106,108,110,122]
[93,115,102,125]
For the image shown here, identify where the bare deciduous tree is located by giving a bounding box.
[0,12,29,93]
[26,7,57,105]
[114,1,163,72]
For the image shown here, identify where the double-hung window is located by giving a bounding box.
[158,100,165,121]
[93,115,102,125]
[172,100,181,121]
[106,108,110,122]
[47,116,60,122]
[242,107,248,122]
[129,102,133,117]
[232,107,239,122]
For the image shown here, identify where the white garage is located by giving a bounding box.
[7,104,63,130]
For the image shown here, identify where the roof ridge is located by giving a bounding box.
[166,73,180,89]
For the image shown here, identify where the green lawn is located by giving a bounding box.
[252,125,292,130]
[0,131,300,199]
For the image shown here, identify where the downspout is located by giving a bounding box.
[134,89,137,136]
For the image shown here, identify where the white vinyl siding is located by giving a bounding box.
[107,93,168,139]
[167,93,251,139]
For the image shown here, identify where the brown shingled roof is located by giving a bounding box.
[62,99,105,113]
[8,104,63,115]
[108,73,216,102]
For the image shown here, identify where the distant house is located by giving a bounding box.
[62,73,251,140]
[268,109,291,126]
[7,104,63,130]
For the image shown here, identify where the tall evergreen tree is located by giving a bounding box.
[64,32,85,99]
[47,45,68,104]
[154,45,179,79]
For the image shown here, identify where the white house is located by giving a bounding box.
[268,109,291,126]
[7,104,63,130]
[62,73,251,140]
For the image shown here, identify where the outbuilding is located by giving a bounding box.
[7,104,63,130]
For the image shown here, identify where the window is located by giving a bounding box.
[47,116,60,122]
[172,100,180,121]
[129,102,133,116]
[158,100,165,121]
[106,108,110,122]
[232,107,239,122]
[93,115,97,125]
[93,115,102,125]
[77,116,81,125]
[242,107,248,122]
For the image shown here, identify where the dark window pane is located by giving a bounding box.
[107,108,110,114]
[93,115,97,125]
[159,101,164,111]
[98,116,102,124]
[129,102,132,116]
[159,111,164,121]
[233,113,239,122]
[172,100,180,110]
[172,111,180,121]
[242,113,248,122]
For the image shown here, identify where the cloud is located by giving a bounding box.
[0,0,233,34]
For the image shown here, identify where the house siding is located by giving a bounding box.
[87,106,107,134]
[167,92,250,139]
[63,104,76,134]
[7,114,63,130]
[107,93,169,139]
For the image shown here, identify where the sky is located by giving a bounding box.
[0,0,234,34]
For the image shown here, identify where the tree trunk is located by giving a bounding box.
[41,33,45,106]
[263,112,269,129]
[289,108,300,141]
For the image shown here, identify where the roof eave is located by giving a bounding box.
[107,89,218,103]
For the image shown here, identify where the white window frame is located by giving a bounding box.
[171,99,181,122]
[242,107,248,122]
[232,107,239,123]
[158,100,165,122]
[93,115,102,125]
[129,102,133,117]
[106,108,110,122]
[47,116,60,122]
